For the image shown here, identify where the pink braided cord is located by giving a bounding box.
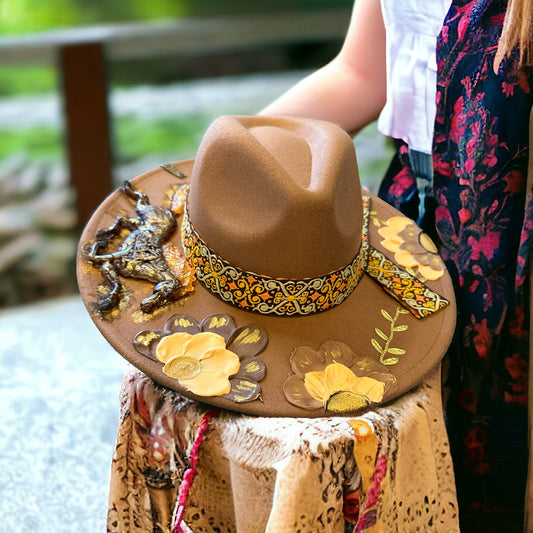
[172,409,219,533]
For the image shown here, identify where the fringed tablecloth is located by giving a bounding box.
[107,367,459,532]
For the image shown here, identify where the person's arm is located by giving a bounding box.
[259,0,387,135]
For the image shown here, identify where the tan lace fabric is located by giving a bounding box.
[108,367,459,532]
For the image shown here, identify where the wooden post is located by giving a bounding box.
[60,42,113,228]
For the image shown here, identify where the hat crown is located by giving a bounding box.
[188,115,363,278]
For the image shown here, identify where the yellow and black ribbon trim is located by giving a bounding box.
[181,196,448,318]
[182,198,370,316]
[365,247,449,318]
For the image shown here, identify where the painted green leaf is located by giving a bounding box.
[371,338,383,353]
[393,325,409,332]
[381,309,393,321]
[375,328,388,341]
[387,347,406,355]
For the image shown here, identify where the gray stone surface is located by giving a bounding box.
[0,296,128,532]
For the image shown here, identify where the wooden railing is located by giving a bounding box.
[0,9,350,225]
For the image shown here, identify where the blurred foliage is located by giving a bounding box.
[0,0,351,163]
[0,0,350,96]
[0,0,353,35]
[0,125,61,160]
[0,115,213,163]
[114,114,210,163]
[0,65,57,96]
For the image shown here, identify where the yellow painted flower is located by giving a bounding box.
[156,331,240,396]
[378,216,444,280]
[304,362,385,412]
[133,313,267,403]
[283,340,396,414]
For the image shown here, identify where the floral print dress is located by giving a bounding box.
[378,0,533,529]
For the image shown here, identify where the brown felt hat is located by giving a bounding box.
[77,115,456,417]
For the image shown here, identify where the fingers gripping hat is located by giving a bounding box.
[77,115,456,417]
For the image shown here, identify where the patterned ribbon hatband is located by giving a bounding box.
[181,196,449,318]
[365,247,449,319]
[181,198,371,316]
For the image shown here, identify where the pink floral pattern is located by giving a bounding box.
[378,0,532,528]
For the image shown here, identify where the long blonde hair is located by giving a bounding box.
[494,0,533,70]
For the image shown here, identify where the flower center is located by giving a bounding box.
[325,391,370,413]
[164,356,201,379]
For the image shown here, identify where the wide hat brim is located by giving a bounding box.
[77,159,456,418]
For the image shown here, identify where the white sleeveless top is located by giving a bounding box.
[377,0,452,154]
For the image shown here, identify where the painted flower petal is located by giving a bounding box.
[398,241,422,254]
[394,249,420,269]
[379,238,402,253]
[200,313,236,341]
[224,378,261,403]
[355,376,385,402]
[179,368,233,396]
[378,216,410,240]
[304,370,328,403]
[323,362,360,395]
[233,356,266,382]
[426,253,445,270]
[283,374,322,409]
[319,340,356,367]
[417,263,445,281]
[198,347,241,376]
[351,358,397,391]
[133,329,167,360]
[363,375,395,394]
[290,345,326,374]
[156,332,191,363]
[398,223,420,241]
[377,228,402,243]
[227,324,268,358]
[164,314,200,334]
[182,331,226,359]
